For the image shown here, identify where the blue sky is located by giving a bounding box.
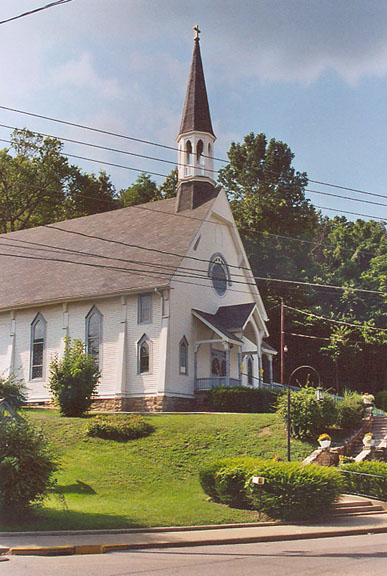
[0,0,386,222]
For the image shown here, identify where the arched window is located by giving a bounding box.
[31,313,46,379]
[138,334,151,374]
[86,306,102,367]
[185,140,192,167]
[196,139,204,162]
[247,356,253,386]
[208,253,230,296]
[179,336,189,375]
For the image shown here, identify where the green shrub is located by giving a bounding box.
[0,373,27,409]
[276,386,338,439]
[199,457,343,521]
[199,457,261,508]
[207,386,278,413]
[336,391,363,429]
[49,337,100,417]
[87,414,154,441]
[341,461,387,500]
[0,419,58,511]
[247,460,343,521]
[376,391,387,412]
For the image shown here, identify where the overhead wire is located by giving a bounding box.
[0,0,72,25]
[1,104,387,202]
[284,305,387,333]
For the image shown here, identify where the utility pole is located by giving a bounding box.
[280,299,291,462]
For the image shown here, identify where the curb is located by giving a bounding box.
[4,525,387,557]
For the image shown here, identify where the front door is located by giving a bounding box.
[211,349,226,377]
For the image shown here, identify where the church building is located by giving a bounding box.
[0,30,276,411]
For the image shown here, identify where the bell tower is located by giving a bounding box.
[176,26,218,212]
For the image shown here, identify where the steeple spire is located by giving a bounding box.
[176,27,217,212]
[178,25,215,138]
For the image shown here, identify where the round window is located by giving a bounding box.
[209,255,229,296]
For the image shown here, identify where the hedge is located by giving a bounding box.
[207,386,278,413]
[199,457,343,521]
[341,461,387,501]
[87,414,154,441]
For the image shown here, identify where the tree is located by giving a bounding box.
[119,173,162,207]
[49,338,100,417]
[0,129,118,232]
[159,168,178,199]
[218,133,319,304]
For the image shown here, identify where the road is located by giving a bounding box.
[1,533,387,575]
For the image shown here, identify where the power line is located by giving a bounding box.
[1,104,387,201]
[0,165,382,259]
[2,232,384,298]
[2,124,386,211]
[284,305,387,333]
[0,1,72,25]
[1,133,386,223]
[313,204,386,223]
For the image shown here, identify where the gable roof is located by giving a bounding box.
[192,308,243,344]
[178,38,215,138]
[0,196,217,311]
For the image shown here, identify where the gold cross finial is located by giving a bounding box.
[193,24,200,41]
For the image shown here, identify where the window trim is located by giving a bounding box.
[137,333,152,375]
[138,293,152,325]
[208,253,231,297]
[179,336,189,376]
[85,306,103,369]
[30,313,47,381]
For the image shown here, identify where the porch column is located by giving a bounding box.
[258,355,262,387]
[194,344,199,391]
[223,341,230,387]
[238,348,242,384]
[268,355,273,384]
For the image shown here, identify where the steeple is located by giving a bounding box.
[176,26,218,212]
[178,25,215,138]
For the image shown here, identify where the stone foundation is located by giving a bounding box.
[90,395,196,413]
[27,395,197,413]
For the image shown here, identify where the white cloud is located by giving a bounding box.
[50,53,124,100]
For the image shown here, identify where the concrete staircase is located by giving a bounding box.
[331,496,387,518]
[351,416,387,461]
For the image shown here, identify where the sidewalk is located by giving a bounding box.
[2,507,387,557]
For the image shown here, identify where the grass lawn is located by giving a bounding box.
[1,409,315,531]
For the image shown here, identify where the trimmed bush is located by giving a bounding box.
[341,461,387,501]
[49,337,100,417]
[199,457,261,508]
[207,386,278,413]
[247,460,343,521]
[336,391,363,429]
[87,414,154,441]
[376,391,387,412]
[0,373,27,410]
[276,386,338,439]
[199,457,343,521]
[0,419,58,511]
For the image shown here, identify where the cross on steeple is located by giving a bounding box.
[193,24,200,41]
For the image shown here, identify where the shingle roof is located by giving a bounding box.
[0,196,217,311]
[216,303,256,331]
[192,308,243,343]
[178,38,215,138]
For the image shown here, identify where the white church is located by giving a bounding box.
[0,31,276,411]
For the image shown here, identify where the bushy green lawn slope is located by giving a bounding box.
[1,410,314,531]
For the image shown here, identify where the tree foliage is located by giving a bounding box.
[0,129,117,232]
[49,337,100,417]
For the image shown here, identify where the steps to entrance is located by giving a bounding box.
[350,416,387,461]
[331,496,387,518]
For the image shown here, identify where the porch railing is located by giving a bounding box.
[195,377,241,391]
